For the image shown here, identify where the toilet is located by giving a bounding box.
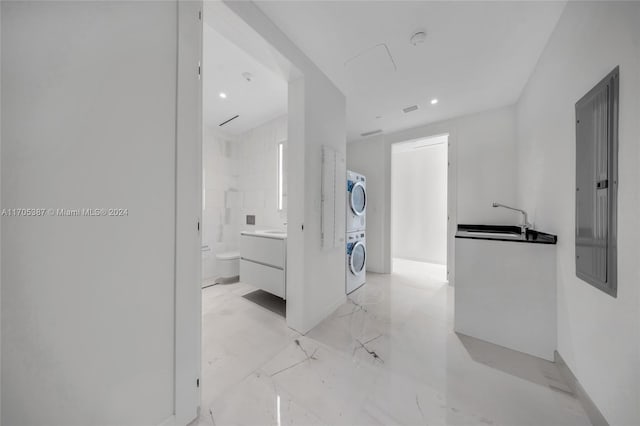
[214,251,240,283]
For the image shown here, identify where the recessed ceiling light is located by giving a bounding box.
[430,98,439,105]
[219,92,227,99]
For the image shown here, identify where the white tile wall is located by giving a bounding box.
[202,128,240,279]
[238,115,288,232]
[202,115,287,279]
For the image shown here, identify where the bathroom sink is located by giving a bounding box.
[256,229,287,236]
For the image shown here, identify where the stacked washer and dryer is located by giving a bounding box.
[346,170,367,294]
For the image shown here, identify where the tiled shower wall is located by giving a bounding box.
[202,128,241,279]
[238,115,288,232]
[202,115,287,280]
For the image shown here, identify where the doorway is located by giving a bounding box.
[199,3,293,417]
[391,134,449,283]
[200,21,289,287]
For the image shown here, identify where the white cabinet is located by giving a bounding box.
[240,233,286,299]
[455,238,556,360]
[240,259,285,299]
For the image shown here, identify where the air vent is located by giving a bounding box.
[402,105,419,113]
[219,115,239,127]
[360,129,383,137]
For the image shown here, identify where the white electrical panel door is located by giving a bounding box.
[321,145,345,249]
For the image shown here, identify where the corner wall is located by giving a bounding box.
[298,75,347,331]
[515,2,640,424]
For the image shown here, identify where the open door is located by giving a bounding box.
[175,1,203,424]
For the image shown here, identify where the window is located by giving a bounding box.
[575,66,618,297]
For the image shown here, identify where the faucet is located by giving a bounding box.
[492,202,532,234]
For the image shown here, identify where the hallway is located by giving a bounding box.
[197,259,589,425]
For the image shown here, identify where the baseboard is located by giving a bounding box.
[554,351,609,426]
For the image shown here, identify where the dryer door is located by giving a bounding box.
[349,181,366,216]
[349,241,366,276]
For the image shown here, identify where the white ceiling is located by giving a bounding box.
[203,22,287,135]
[256,1,566,141]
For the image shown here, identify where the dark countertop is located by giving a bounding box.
[455,224,557,245]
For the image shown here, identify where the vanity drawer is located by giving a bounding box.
[240,259,285,299]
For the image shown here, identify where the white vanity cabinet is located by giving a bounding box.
[454,226,557,361]
[240,232,286,299]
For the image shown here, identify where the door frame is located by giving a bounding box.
[387,129,457,285]
[174,1,203,425]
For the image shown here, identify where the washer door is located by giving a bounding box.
[349,241,366,276]
[349,181,366,216]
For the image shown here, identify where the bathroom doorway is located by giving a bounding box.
[391,134,449,283]
[198,2,293,416]
[200,18,289,288]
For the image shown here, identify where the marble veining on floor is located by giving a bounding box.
[195,259,590,426]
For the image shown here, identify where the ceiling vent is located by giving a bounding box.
[219,115,239,127]
[402,105,419,114]
[360,129,383,137]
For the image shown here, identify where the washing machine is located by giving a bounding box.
[346,170,366,232]
[346,230,366,294]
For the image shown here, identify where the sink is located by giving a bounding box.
[465,230,522,239]
[256,229,287,236]
[456,224,557,244]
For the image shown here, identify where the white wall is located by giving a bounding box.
[238,115,288,232]
[2,2,178,425]
[515,2,640,424]
[348,105,518,275]
[202,128,240,279]
[0,2,3,420]
[389,106,518,226]
[224,1,346,334]
[297,76,347,331]
[392,141,448,265]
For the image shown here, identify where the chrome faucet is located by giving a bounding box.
[492,202,532,234]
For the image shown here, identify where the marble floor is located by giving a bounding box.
[195,259,590,426]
